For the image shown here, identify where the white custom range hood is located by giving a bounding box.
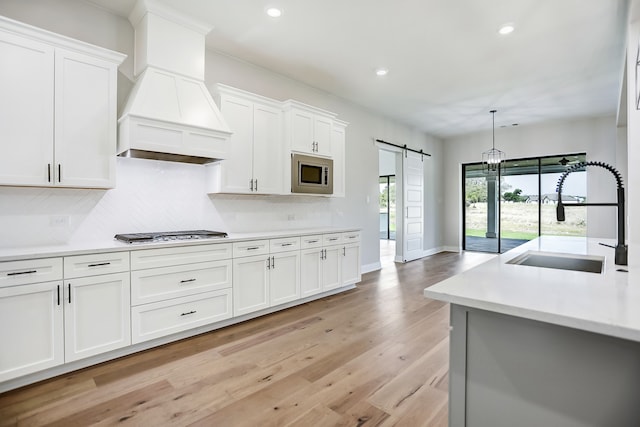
[118,0,231,164]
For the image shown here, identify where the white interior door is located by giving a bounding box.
[402,151,424,262]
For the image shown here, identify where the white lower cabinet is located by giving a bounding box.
[1,231,359,388]
[0,253,131,381]
[0,281,64,382]
[233,237,301,315]
[270,251,300,306]
[342,243,361,286]
[130,244,234,344]
[233,254,270,316]
[131,289,232,344]
[300,232,361,296]
[64,272,131,362]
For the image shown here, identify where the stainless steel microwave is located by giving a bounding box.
[291,153,333,194]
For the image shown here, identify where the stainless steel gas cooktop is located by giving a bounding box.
[114,230,228,243]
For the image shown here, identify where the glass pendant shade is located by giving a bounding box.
[483,110,505,174]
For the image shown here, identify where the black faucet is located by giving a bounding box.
[556,161,627,265]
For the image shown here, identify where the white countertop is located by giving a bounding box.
[0,227,359,262]
[424,236,640,342]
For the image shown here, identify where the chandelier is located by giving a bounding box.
[482,109,505,174]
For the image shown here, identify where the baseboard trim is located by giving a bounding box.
[362,262,381,273]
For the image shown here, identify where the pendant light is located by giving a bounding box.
[482,109,505,174]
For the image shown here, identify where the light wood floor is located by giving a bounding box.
[0,250,494,427]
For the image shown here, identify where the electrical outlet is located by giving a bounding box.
[49,215,69,227]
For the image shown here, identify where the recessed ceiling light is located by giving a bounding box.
[266,7,282,18]
[375,68,389,76]
[498,24,515,35]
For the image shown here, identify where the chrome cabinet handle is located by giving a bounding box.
[58,164,61,183]
[328,238,338,241]
[255,179,258,192]
[180,278,196,284]
[343,247,346,256]
[281,243,293,247]
[68,283,71,304]
[247,246,259,250]
[88,262,110,267]
[7,270,37,276]
[271,256,275,268]
[250,179,254,191]
[267,256,271,269]
[47,164,51,182]
[307,240,318,244]
[57,285,60,306]
[180,310,196,316]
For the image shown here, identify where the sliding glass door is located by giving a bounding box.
[499,158,540,252]
[463,153,586,253]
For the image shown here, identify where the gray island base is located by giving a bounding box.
[449,304,640,427]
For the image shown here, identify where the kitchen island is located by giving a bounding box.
[424,236,640,427]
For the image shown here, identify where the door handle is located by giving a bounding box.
[250,179,254,191]
[267,256,271,269]
[68,283,71,304]
[272,256,275,269]
[47,164,51,182]
[58,164,61,183]
[57,285,60,306]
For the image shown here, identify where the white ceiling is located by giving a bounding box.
[88,0,629,138]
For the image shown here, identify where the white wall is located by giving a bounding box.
[442,115,625,249]
[379,149,397,176]
[627,3,640,245]
[0,0,445,270]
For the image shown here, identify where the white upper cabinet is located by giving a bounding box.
[331,119,348,198]
[0,17,125,189]
[283,100,335,157]
[208,85,283,194]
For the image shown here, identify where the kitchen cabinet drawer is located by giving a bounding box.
[300,235,323,249]
[131,260,232,306]
[233,240,269,258]
[0,258,63,288]
[131,243,232,270]
[131,289,232,344]
[342,231,361,243]
[323,233,343,246]
[270,236,301,253]
[64,252,129,279]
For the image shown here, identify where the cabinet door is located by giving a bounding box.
[218,95,254,193]
[270,251,300,306]
[54,48,117,188]
[322,246,342,291]
[290,108,315,153]
[300,248,323,297]
[233,254,269,316]
[64,272,131,362]
[252,102,283,194]
[0,281,64,382]
[331,123,346,197]
[313,115,333,156]
[341,243,361,286]
[0,31,54,186]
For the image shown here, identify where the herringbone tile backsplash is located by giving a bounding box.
[0,158,334,248]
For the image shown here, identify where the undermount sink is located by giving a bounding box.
[507,251,605,274]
